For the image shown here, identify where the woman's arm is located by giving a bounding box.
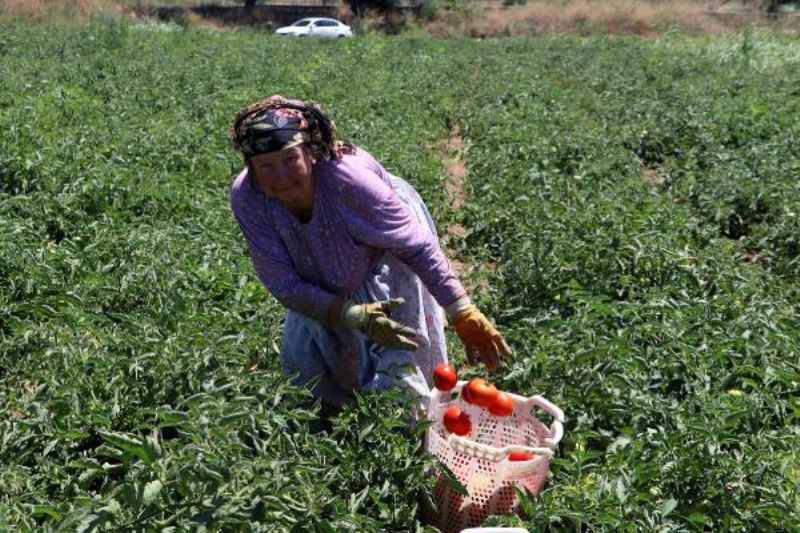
[231,173,337,325]
[332,154,512,370]
[331,156,467,309]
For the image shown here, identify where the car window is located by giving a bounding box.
[316,21,338,27]
[293,20,311,27]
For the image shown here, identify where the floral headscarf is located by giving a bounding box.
[229,95,351,163]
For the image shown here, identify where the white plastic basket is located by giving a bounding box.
[424,381,565,533]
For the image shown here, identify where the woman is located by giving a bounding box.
[229,95,511,408]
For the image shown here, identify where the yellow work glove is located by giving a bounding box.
[340,298,421,352]
[451,304,512,372]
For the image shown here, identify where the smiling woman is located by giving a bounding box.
[249,147,316,221]
[228,95,511,410]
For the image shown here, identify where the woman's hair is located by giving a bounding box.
[229,95,354,163]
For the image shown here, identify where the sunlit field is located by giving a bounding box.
[1,19,799,531]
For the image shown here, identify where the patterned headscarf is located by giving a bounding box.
[229,95,350,163]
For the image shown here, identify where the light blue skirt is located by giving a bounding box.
[280,176,449,407]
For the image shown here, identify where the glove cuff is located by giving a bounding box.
[340,299,368,329]
[444,295,473,322]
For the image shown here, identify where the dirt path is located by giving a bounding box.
[438,125,495,292]
[438,125,469,279]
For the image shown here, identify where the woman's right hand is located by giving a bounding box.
[339,298,421,351]
[452,304,512,372]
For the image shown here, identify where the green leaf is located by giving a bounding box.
[29,505,61,520]
[219,411,249,425]
[437,462,468,497]
[97,430,157,465]
[615,477,627,503]
[607,436,632,453]
[99,499,121,516]
[661,498,677,517]
[75,513,102,533]
[348,485,369,514]
[688,512,711,525]
[143,480,163,505]
[155,408,190,426]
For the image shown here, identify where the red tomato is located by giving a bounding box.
[488,391,514,416]
[443,406,471,436]
[508,452,535,462]
[433,364,458,391]
[465,379,499,409]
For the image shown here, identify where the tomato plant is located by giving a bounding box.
[1,19,799,532]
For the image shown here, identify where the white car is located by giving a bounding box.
[275,18,353,38]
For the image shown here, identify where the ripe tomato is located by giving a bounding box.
[465,378,498,409]
[461,383,474,404]
[433,364,458,391]
[443,405,471,436]
[488,391,514,416]
[508,452,535,462]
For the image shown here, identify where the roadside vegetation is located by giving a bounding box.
[1,15,799,531]
[419,0,799,37]
[2,0,798,37]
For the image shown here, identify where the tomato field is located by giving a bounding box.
[1,19,799,531]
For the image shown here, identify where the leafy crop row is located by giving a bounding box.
[1,20,798,531]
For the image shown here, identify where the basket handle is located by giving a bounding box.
[530,395,565,448]
[530,395,565,423]
[546,420,564,448]
[495,451,551,482]
[514,395,564,448]
[446,433,554,460]
[427,382,566,448]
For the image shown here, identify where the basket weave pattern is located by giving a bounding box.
[425,382,565,533]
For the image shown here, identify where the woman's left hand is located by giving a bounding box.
[452,305,512,372]
[340,298,423,351]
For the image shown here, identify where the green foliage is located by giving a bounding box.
[1,19,799,531]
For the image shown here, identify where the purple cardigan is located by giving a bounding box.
[230,147,466,323]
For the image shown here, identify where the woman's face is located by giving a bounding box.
[250,145,315,214]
